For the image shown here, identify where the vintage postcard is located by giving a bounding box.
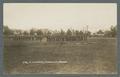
[3,3,117,74]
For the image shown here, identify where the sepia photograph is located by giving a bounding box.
[3,3,117,74]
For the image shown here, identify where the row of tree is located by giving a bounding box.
[3,26,90,37]
[3,25,117,37]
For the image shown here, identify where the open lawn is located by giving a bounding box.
[4,38,117,74]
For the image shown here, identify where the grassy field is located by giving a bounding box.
[4,37,117,74]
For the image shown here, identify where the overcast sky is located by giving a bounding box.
[4,3,117,33]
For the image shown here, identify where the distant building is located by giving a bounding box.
[13,30,23,35]
[92,33,104,37]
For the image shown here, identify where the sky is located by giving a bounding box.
[4,3,117,33]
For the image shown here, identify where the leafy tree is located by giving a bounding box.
[30,28,36,35]
[110,26,117,37]
[36,29,43,36]
[66,29,72,36]
[23,31,29,35]
[104,26,117,37]
[3,26,13,35]
[87,31,91,37]
[79,31,84,35]
[75,30,80,36]
[46,31,52,36]
[60,29,65,36]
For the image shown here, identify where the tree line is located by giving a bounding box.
[3,25,117,38]
[3,26,90,37]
